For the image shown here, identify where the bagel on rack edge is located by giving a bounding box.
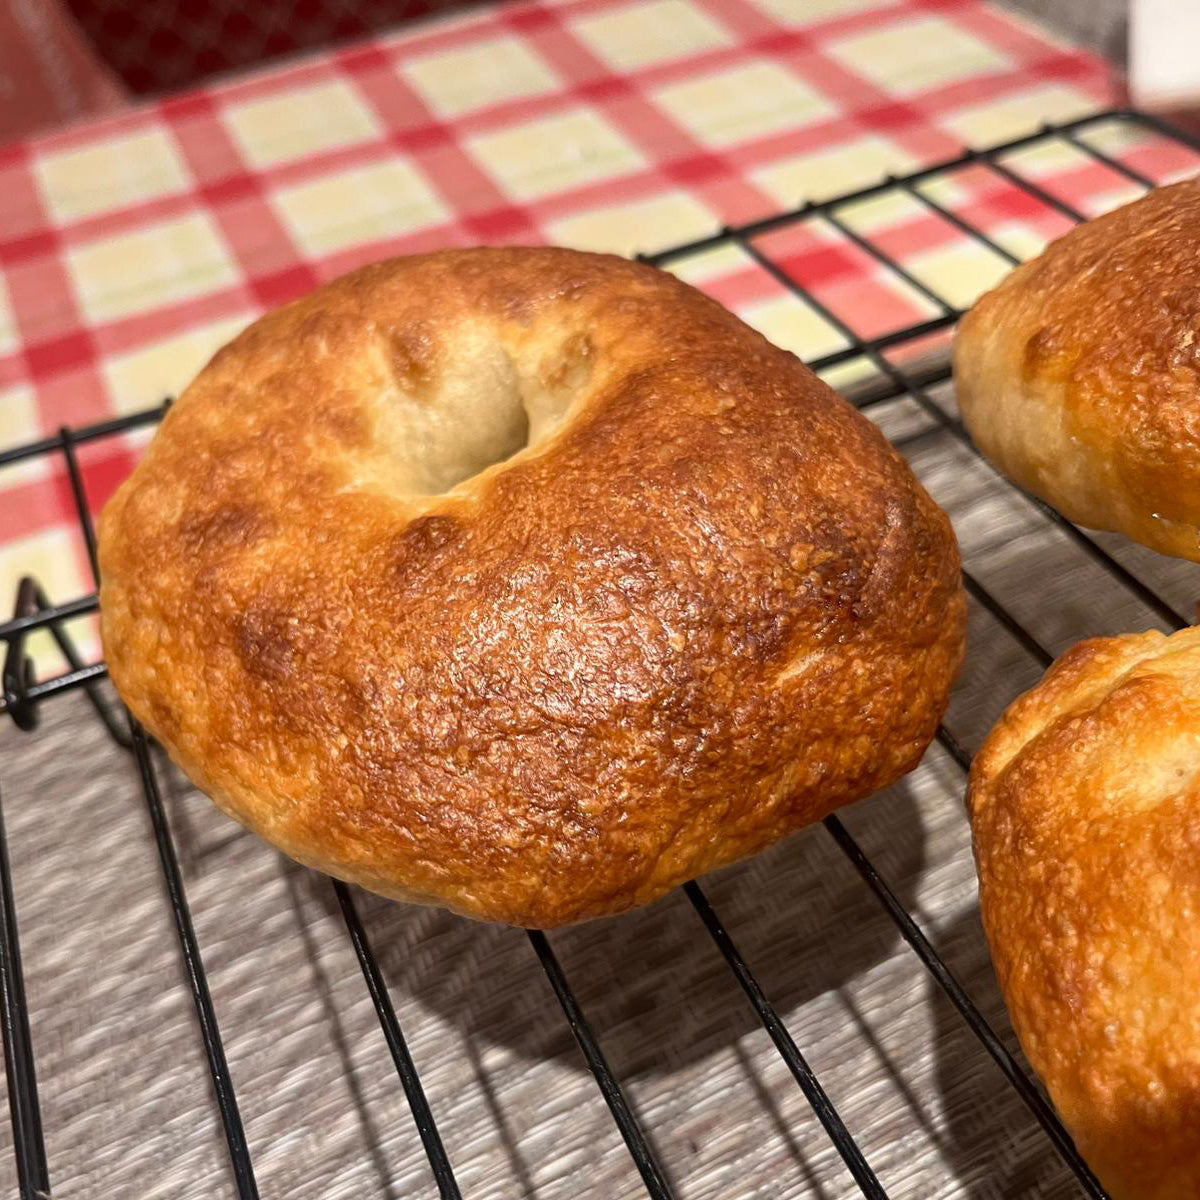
[98,247,965,927]
[954,176,1200,561]
[970,626,1200,1200]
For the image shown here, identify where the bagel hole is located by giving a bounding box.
[376,328,527,493]
[375,326,592,494]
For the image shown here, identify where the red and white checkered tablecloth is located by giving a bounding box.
[2,0,1186,666]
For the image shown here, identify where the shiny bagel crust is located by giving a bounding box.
[954,176,1200,561]
[99,247,965,927]
[970,626,1200,1200]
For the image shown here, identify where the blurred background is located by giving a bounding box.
[0,0,1144,144]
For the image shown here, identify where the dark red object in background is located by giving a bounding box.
[64,0,487,94]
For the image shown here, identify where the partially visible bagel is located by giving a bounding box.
[99,247,965,927]
[954,177,1200,561]
[970,626,1200,1200]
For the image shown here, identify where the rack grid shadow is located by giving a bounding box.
[2,108,1197,1200]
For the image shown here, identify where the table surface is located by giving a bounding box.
[7,5,1200,1200]
[1,0,1117,661]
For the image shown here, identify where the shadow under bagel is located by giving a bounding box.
[159,736,930,1167]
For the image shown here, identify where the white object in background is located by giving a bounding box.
[1130,0,1200,109]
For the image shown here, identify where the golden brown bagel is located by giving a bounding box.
[99,247,965,927]
[970,626,1200,1200]
[954,176,1200,561]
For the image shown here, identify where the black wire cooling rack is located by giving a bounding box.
[2,107,1199,1200]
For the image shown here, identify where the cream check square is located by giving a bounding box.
[272,159,446,256]
[740,294,847,362]
[826,17,1013,97]
[940,84,1098,147]
[752,0,871,23]
[467,109,646,202]
[572,0,728,71]
[819,356,882,396]
[981,223,1053,262]
[664,241,749,289]
[102,313,251,415]
[836,189,923,234]
[652,62,833,149]
[402,35,560,119]
[900,241,1013,310]
[1079,121,1154,159]
[35,128,192,224]
[0,386,45,486]
[752,136,918,207]
[1003,138,1109,176]
[547,194,716,256]
[223,79,383,169]
[67,213,240,325]
[913,171,973,211]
